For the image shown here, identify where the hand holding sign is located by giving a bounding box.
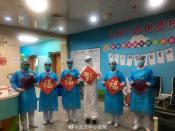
[105,77,122,95]
[39,76,57,95]
[80,66,97,85]
[60,74,78,91]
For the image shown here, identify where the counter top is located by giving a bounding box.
[0,91,19,100]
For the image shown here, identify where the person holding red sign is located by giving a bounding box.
[10,60,38,131]
[128,56,155,131]
[37,62,59,125]
[80,56,101,125]
[102,61,126,128]
[60,59,81,123]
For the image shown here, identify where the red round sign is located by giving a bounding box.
[0,56,7,65]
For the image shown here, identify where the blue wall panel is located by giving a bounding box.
[68,11,175,93]
[20,40,60,57]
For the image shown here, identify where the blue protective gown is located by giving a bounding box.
[128,67,155,115]
[10,70,37,114]
[61,69,81,110]
[103,70,126,115]
[38,72,58,112]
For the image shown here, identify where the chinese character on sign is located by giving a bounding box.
[60,74,78,91]
[80,66,97,85]
[105,76,122,95]
[39,76,57,95]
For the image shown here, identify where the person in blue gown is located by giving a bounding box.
[38,62,59,125]
[128,56,155,131]
[10,60,38,131]
[102,61,126,128]
[61,59,81,123]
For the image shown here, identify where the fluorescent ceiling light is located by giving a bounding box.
[26,0,48,13]
[89,15,98,24]
[4,16,12,22]
[58,26,64,31]
[18,34,38,43]
[149,0,164,8]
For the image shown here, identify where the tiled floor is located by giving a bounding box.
[20,97,148,131]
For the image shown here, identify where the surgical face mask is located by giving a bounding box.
[45,65,51,72]
[137,60,145,67]
[22,64,29,71]
[67,63,73,70]
[110,64,116,71]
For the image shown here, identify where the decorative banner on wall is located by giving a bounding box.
[157,50,165,64]
[109,18,175,39]
[165,48,174,62]
[120,55,125,65]
[105,35,175,50]
[108,47,174,67]
[114,54,120,64]
[127,55,133,66]
[148,52,156,65]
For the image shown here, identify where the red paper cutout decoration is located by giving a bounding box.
[60,74,78,91]
[39,76,57,95]
[105,76,122,95]
[80,66,97,85]
[0,56,7,65]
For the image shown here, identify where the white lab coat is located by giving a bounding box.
[81,64,101,120]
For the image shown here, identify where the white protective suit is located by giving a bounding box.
[81,62,101,120]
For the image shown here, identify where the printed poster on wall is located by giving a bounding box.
[142,54,148,66]
[165,48,174,62]
[120,55,125,65]
[127,55,133,66]
[134,55,139,66]
[157,50,165,64]
[114,54,120,64]
[108,53,114,62]
[148,52,156,65]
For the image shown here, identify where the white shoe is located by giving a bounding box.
[66,118,70,123]
[145,127,151,131]
[107,120,114,125]
[114,122,119,128]
[132,124,139,130]
[72,118,78,123]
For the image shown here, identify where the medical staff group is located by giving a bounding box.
[10,55,155,131]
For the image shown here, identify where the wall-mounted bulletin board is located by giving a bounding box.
[71,48,100,72]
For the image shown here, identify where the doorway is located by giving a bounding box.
[28,55,37,71]
[49,52,61,77]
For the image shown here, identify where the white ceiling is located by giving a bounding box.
[0,0,175,35]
